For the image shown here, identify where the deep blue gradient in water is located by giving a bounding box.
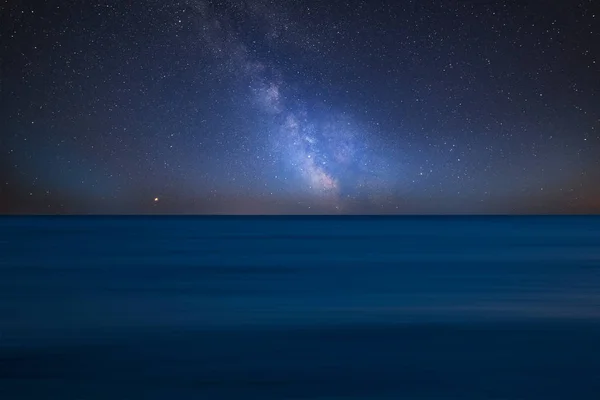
[1,216,600,399]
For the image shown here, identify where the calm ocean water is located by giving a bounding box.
[1,216,600,399]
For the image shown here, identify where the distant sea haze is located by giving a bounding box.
[1,216,600,399]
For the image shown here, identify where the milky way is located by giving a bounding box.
[185,0,394,211]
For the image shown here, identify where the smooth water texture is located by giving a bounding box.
[1,216,600,399]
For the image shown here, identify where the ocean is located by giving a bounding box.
[1,216,600,399]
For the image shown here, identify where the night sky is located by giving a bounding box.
[1,0,599,214]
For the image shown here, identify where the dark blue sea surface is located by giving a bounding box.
[1,216,600,399]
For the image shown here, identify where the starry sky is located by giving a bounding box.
[1,0,599,214]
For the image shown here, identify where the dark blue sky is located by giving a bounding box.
[1,0,599,213]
